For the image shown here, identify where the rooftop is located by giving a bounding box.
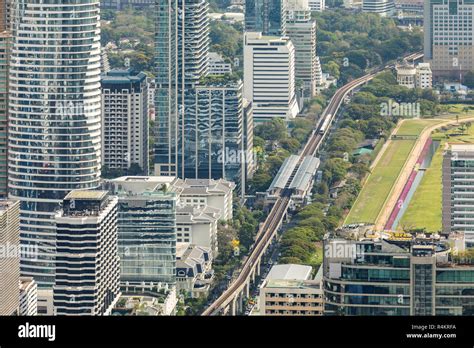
[64,190,108,201]
[266,264,313,281]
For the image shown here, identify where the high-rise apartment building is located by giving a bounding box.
[0,31,10,198]
[154,0,210,177]
[106,176,178,292]
[184,77,247,196]
[442,144,474,246]
[19,276,37,316]
[424,0,474,79]
[8,0,102,288]
[324,234,474,315]
[0,199,20,315]
[244,32,299,123]
[245,0,287,36]
[101,69,149,175]
[286,0,318,98]
[53,190,121,315]
[362,0,395,16]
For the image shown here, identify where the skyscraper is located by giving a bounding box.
[101,69,149,175]
[245,0,287,36]
[8,0,102,288]
[184,77,247,196]
[154,0,210,177]
[424,0,474,79]
[286,0,318,98]
[0,199,20,315]
[53,190,121,315]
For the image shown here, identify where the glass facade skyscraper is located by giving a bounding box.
[245,0,287,36]
[154,0,209,177]
[8,0,102,287]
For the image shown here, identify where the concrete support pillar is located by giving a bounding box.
[251,270,256,283]
[245,281,250,298]
[256,259,261,276]
[231,298,237,316]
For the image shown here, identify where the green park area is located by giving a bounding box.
[400,119,474,232]
[345,119,442,225]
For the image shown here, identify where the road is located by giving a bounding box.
[201,51,424,316]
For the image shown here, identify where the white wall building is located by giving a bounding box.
[396,62,433,89]
[416,63,433,89]
[362,0,395,16]
[243,32,300,123]
[19,277,37,316]
[176,205,219,256]
[101,69,149,174]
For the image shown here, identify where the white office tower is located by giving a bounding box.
[8,0,102,288]
[362,0,395,16]
[416,63,432,89]
[53,191,121,315]
[243,32,299,123]
[308,0,325,11]
[286,0,318,98]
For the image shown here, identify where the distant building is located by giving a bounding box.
[176,205,219,256]
[208,52,233,75]
[324,234,474,315]
[362,0,395,16]
[184,78,248,197]
[107,176,178,291]
[0,32,10,198]
[101,69,149,175]
[54,191,121,315]
[243,32,300,123]
[443,144,474,246]
[0,200,20,315]
[286,0,318,98]
[176,243,214,298]
[101,0,154,9]
[243,99,256,181]
[424,0,474,79]
[396,62,432,89]
[175,178,235,221]
[245,0,287,36]
[260,264,324,315]
[308,0,325,11]
[19,277,37,316]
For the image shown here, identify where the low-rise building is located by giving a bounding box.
[396,62,433,89]
[176,244,214,298]
[208,52,233,75]
[176,205,219,256]
[259,264,324,315]
[19,277,37,316]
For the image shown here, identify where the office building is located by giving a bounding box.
[416,62,433,89]
[245,0,287,36]
[442,144,474,246]
[154,0,210,177]
[362,0,395,16]
[183,77,247,196]
[19,277,37,316]
[8,0,102,288]
[53,191,121,315]
[243,99,255,182]
[324,233,474,315]
[286,0,318,98]
[101,69,149,175]
[424,0,474,79]
[106,176,178,291]
[260,264,324,315]
[0,199,20,315]
[243,32,299,123]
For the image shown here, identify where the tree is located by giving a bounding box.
[464,71,474,89]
